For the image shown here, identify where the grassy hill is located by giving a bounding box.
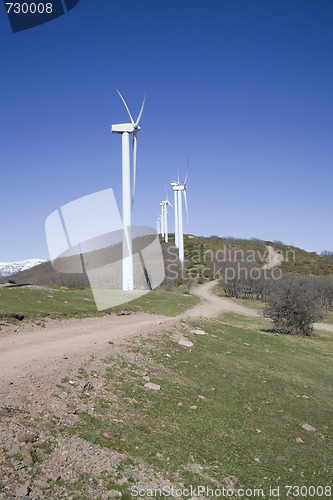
[0,285,200,324]
[183,235,333,277]
[3,235,331,291]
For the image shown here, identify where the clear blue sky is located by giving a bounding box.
[1,0,332,261]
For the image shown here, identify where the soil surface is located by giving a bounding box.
[262,245,284,269]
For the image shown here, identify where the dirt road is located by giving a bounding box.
[182,281,260,318]
[0,281,331,384]
[313,322,333,332]
[0,281,231,377]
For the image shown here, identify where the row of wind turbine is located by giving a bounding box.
[158,171,188,267]
[111,90,189,293]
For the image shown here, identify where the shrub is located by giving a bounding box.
[264,275,323,336]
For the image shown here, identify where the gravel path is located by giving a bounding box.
[0,281,221,382]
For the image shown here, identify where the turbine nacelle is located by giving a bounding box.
[111,89,146,208]
[171,184,185,191]
[111,123,140,134]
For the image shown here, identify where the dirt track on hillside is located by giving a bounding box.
[262,245,284,269]
[0,281,224,381]
[0,280,331,385]
[181,281,260,319]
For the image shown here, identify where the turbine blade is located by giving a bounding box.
[135,90,147,126]
[184,156,189,185]
[183,190,188,223]
[116,89,134,125]
[132,131,137,207]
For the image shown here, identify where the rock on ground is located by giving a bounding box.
[144,382,161,391]
[302,423,316,432]
[178,338,193,347]
[191,329,207,335]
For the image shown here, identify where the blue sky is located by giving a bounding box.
[0,0,332,261]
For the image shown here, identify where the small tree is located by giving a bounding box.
[264,275,323,336]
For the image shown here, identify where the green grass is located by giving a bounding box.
[0,286,200,323]
[213,284,267,310]
[65,313,332,496]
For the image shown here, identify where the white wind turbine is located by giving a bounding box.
[160,189,173,243]
[111,90,146,291]
[171,172,188,266]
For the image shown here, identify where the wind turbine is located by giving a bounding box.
[111,90,146,291]
[160,188,173,243]
[171,172,188,266]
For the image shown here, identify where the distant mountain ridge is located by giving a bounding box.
[0,259,47,279]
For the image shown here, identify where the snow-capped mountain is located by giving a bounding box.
[0,259,47,279]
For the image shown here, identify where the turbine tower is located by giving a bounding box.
[111,90,146,291]
[160,202,165,238]
[170,180,179,247]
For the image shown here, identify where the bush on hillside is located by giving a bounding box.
[264,275,323,336]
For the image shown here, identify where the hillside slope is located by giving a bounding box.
[1,236,332,289]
